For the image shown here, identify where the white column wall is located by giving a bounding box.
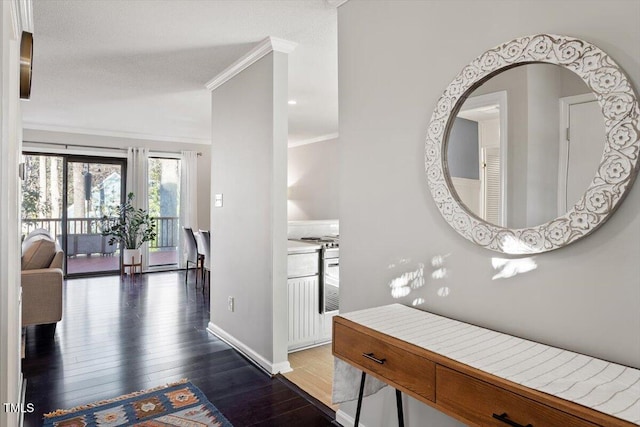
[208,52,289,373]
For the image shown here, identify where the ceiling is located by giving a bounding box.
[23,0,339,145]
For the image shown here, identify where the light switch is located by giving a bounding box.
[214,193,223,208]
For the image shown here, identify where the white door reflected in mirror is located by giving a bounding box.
[558,96,604,215]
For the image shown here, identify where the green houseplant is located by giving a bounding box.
[101,192,157,265]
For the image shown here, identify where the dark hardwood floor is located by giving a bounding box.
[22,271,338,426]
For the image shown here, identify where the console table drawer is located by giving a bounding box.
[333,322,435,402]
[436,365,599,427]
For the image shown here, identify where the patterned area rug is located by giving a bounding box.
[42,379,233,427]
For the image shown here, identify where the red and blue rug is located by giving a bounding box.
[42,379,233,426]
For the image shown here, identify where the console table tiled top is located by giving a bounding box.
[334,304,639,426]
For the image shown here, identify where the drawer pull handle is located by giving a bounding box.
[362,352,386,364]
[492,413,532,427]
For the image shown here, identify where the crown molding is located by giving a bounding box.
[22,122,211,145]
[270,37,298,54]
[326,0,350,8]
[205,36,297,92]
[288,132,338,148]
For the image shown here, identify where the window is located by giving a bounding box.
[147,157,181,267]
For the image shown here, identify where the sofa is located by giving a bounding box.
[60,233,117,256]
[21,229,63,327]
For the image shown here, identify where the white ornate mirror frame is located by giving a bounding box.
[425,34,640,254]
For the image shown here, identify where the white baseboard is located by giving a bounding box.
[336,409,367,427]
[272,360,293,374]
[207,322,292,375]
[288,339,331,353]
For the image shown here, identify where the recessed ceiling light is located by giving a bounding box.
[288,100,297,105]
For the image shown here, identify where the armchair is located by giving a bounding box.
[21,229,64,327]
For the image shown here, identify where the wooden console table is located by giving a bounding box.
[333,304,638,427]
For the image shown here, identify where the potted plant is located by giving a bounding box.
[101,192,157,266]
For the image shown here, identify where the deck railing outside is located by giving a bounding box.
[21,216,180,251]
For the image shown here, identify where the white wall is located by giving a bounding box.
[526,64,563,226]
[337,1,640,426]
[208,51,290,373]
[0,2,25,426]
[22,129,211,229]
[288,138,339,220]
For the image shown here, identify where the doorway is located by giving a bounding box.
[557,93,604,214]
[21,153,126,277]
[452,90,508,227]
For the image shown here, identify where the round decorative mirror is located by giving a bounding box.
[425,34,639,254]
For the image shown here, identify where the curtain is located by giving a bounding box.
[126,147,149,270]
[179,151,198,268]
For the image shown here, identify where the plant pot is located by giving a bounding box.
[123,248,141,266]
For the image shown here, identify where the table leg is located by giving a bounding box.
[396,389,404,427]
[354,371,366,427]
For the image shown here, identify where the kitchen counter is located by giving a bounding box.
[288,239,321,253]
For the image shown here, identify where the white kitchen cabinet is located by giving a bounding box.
[287,242,333,351]
[288,276,335,351]
[287,275,320,350]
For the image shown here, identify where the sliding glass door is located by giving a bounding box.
[21,153,126,277]
[65,157,125,275]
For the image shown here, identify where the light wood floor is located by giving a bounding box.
[284,344,338,411]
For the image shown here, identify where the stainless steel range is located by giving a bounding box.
[298,236,339,314]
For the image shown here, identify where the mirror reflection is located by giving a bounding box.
[447,63,605,229]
